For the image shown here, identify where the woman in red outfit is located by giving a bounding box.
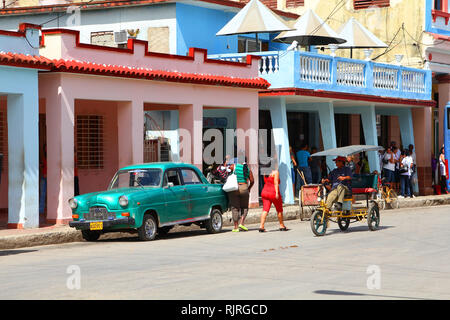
[259,169,288,232]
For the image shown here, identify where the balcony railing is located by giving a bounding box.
[208,51,431,101]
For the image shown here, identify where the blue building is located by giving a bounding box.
[0,23,44,228]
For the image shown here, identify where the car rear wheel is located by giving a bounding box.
[205,208,223,234]
[81,230,101,242]
[138,214,158,241]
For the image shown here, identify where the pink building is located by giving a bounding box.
[1,26,268,227]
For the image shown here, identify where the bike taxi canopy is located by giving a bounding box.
[310,145,384,157]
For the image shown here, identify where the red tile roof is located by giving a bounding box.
[0,51,270,89]
[0,0,299,19]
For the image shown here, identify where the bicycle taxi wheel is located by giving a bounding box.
[367,202,380,231]
[311,209,328,236]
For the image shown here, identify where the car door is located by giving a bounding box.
[162,168,190,223]
[180,168,210,219]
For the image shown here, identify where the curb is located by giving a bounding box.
[1,195,450,250]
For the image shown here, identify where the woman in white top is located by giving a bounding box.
[399,150,413,198]
[382,147,396,184]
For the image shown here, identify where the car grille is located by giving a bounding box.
[84,206,116,221]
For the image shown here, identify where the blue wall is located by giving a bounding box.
[175,3,289,56]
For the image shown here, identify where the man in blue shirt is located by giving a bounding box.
[322,156,352,211]
[296,143,312,192]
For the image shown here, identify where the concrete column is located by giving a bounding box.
[179,103,203,170]
[236,106,259,208]
[117,100,144,168]
[267,97,294,204]
[7,92,39,228]
[45,84,74,224]
[361,104,380,173]
[317,102,337,170]
[438,81,450,149]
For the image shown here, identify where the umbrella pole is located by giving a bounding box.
[350,48,353,59]
[255,33,259,51]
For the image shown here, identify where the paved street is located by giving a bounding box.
[1,205,450,300]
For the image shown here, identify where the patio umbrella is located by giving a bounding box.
[216,0,293,51]
[311,145,384,157]
[336,17,387,58]
[274,9,346,47]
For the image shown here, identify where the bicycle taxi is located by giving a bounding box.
[309,145,383,236]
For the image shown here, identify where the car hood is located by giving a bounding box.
[75,187,155,210]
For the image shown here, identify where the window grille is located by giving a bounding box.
[286,0,304,8]
[354,0,390,10]
[76,115,104,169]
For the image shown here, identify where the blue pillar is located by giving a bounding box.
[360,104,380,173]
[7,91,39,228]
[397,108,415,148]
[317,102,337,170]
[266,97,294,204]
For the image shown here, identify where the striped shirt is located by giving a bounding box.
[235,163,249,183]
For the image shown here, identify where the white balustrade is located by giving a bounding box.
[299,55,331,84]
[336,61,365,87]
[259,55,279,75]
[402,70,425,93]
[373,67,398,90]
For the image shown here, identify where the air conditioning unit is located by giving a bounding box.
[114,30,128,44]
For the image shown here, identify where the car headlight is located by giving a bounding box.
[68,198,78,209]
[119,195,129,207]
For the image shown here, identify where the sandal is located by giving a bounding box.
[258,228,266,233]
[279,227,288,231]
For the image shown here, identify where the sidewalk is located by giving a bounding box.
[1,193,450,250]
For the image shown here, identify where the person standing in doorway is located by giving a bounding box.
[229,158,254,232]
[296,143,312,191]
[39,144,47,215]
[259,168,287,232]
[439,147,448,194]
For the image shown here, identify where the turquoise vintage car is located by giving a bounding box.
[68,162,228,241]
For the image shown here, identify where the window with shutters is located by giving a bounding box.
[286,0,304,8]
[76,115,104,169]
[147,27,170,54]
[238,0,277,9]
[354,0,390,10]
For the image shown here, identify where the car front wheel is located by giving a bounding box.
[205,208,223,234]
[138,214,158,241]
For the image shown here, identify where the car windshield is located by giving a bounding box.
[108,169,162,189]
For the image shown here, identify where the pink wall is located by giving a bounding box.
[40,31,260,80]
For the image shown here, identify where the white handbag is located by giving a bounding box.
[222,171,238,192]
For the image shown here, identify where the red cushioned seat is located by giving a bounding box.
[352,188,377,194]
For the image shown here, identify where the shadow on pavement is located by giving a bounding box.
[314,289,425,300]
[326,225,394,235]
